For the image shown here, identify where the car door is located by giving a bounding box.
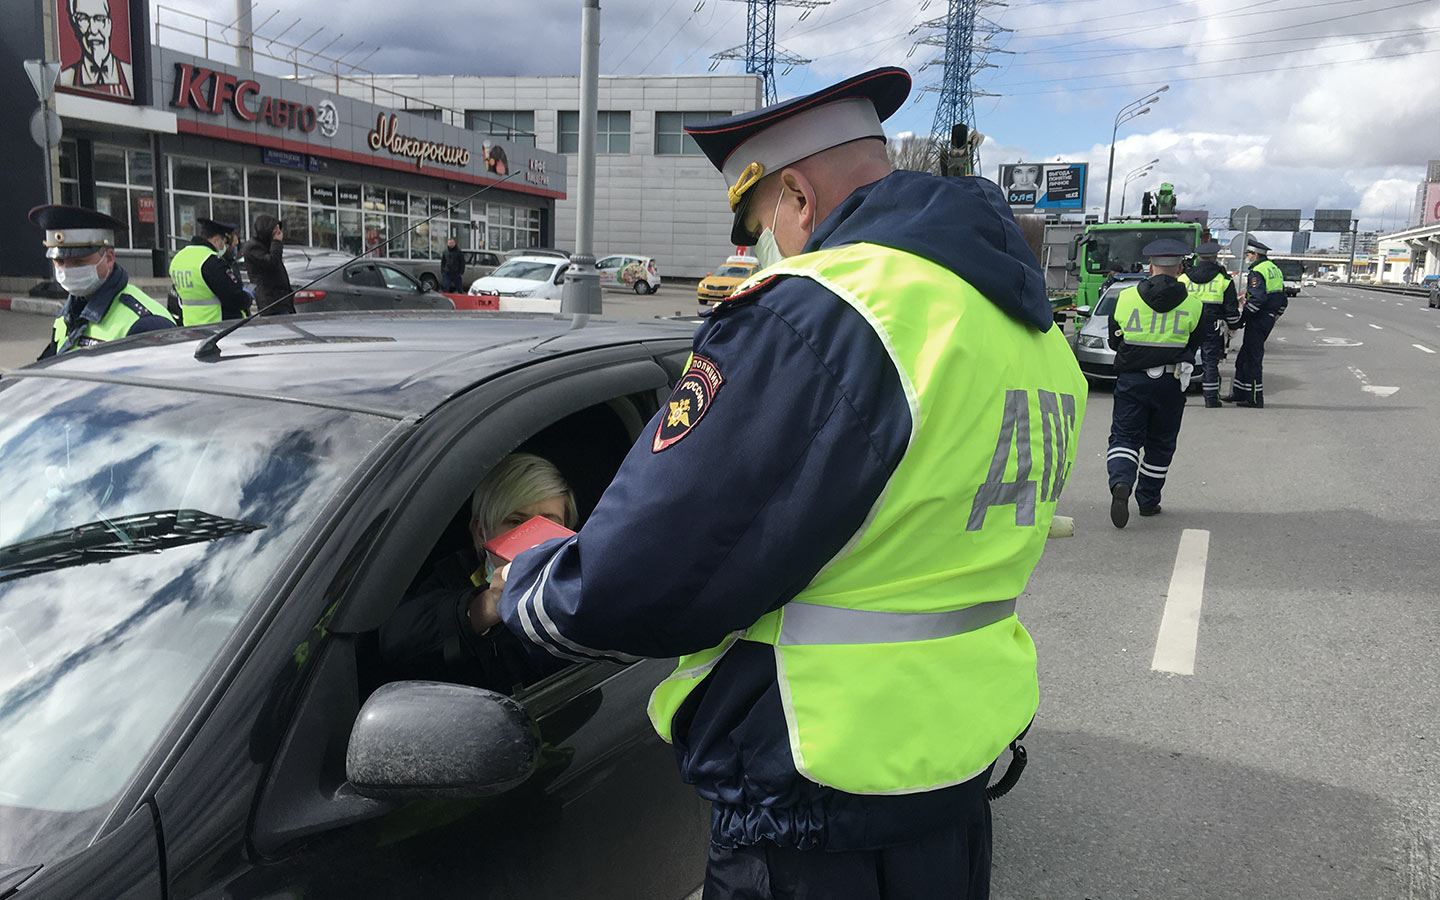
[377,263,452,310]
[154,344,709,900]
[594,256,620,290]
[331,262,388,310]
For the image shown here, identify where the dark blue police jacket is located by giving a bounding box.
[499,170,1055,851]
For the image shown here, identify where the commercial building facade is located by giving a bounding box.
[4,0,566,282]
[307,74,764,277]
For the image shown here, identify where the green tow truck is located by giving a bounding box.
[1066,219,1203,316]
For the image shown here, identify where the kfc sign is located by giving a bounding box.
[56,0,136,102]
[171,63,322,134]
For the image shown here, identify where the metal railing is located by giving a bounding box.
[152,5,537,139]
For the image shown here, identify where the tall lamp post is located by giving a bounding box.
[1103,85,1167,223]
[1118,159,1158,218]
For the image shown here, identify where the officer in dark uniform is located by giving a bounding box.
[1178,241,1241,407]
[31,204,175,360]
[1107,238,1204,527]
[168,217,252,325]
[1227,237,1286,408]
[471,68,1087,899]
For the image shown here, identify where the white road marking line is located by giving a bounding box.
[1348,365,1400,396]
[1346,313,1354,318]
[1152,529,1210,676]
[1369,323,1383,329]
[1415,344,1437,354]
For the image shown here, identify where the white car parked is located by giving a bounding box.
[467,255,571,311]
[596,254,661,294]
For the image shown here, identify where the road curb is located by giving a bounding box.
[0,297,63,316]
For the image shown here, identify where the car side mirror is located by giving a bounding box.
[1076,305,1092,316]
[420,282,432,293]
[347,681,541,801]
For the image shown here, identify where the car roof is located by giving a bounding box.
[498,255,568,267]
[10,312,694,419]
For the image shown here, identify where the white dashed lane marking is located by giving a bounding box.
[1152,529,1210,676]
[1369,323,1383,329]
[1415,344,1436,354]
[1346,313,1355,318]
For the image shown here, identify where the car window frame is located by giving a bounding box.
[376,264,420,292]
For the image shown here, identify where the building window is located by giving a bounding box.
[558,111,631,154]
[92,144,157,250]
[464,110,536,147]
[486,204,542,252]
[58,140,80,207]
[407,107,443,121]
[655,111,730,155]
[167,156,501,260]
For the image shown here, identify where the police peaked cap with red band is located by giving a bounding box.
[685,67,912,246]
[29,204,124,260]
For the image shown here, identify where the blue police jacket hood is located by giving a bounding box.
[805,170,1055,332]
[1137,273,1190,312]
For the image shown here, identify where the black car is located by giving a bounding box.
[286,254,456,312]
[0,312,710,899]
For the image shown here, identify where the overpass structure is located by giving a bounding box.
[1379,221,1440,282]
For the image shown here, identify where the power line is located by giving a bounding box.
[612,0,689,71]
[995,25,1440,63]
[998,43,1440,96]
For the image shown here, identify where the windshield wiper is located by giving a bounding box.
[0,510,264,583]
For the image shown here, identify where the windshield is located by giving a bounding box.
[1094,284,1129,316]
[1086,228,1194,275]
[0,377,394,868]
[1275,260,1305,280]
[716,265,755,278]
[491,259,559,281]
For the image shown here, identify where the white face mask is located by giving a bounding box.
[55,263,103,297]
[752,189,787,270]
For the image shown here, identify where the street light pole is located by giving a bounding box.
[1118,158,1158,219]
[1102,85,1167,223]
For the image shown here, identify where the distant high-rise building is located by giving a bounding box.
[1340,230,1381,254]
[1427,159,1440,182]
[1291,232,1311,254]
[1415,183,1429,228]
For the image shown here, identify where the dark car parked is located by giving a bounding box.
[287,257,456,312]
[0,312,709,899]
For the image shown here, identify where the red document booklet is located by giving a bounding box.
[480,516,575,563]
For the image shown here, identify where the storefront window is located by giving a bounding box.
[279,175,308,205]
[212,198,244,233]
[174,160,209,193]
[338,210,363,255]
[281,204,309,245]
[248,170,278,199]
[338,183,362,209]
[129,151,154,187]
[311,208,338,250]
[310,181,337,207]
[59,141,79,207]
[211,165,243,197]
[94,147,127,185]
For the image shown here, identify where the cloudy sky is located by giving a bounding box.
[152,0,1439,241]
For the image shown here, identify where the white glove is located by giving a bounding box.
[1177,361,1194,391]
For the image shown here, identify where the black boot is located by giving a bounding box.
[1204,396,1223,408]
[1110,483,1131,529]
[1138,505,1163,517]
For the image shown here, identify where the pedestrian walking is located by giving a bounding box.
[439,237,466,293]
[1227,237,1286,408]
[1107,238,1203,527]
[30,204,174,360]
[241,214,295,315]
[168,217,252,324]
[473,67,1087,899]
[1178,241,1240,407]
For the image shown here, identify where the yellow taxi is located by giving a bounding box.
[696,255,759,305]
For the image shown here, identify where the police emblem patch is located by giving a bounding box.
[653,354,724,452]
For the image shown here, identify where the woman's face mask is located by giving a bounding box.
[753,189,787,270]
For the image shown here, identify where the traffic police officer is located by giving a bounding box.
[473,68,1086,898]
[1107,238,1203,527]
[1227,237,1286,408]
[1178,240,1240,407]
[31,204,174,360]
[169,217,252,325]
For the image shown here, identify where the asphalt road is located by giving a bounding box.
[4,283,1436,898]
[997,282,1440,900]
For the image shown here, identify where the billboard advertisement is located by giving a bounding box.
[1425,183,1440,225]
[55,0,136,102]
[998,162,1087,211]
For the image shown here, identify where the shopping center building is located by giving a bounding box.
[3,0,764,285]
[3,0,566,283]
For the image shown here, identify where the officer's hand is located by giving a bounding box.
[467,563,510,632]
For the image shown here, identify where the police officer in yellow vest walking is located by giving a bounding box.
[1227,237,1286,408]
[1178,241,1240,408]
[471,67,1087,899]
[169,217,253,325]
[31,205,175,361]
[1107,239,1204,527]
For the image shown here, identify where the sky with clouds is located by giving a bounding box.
[152,0,1439,242]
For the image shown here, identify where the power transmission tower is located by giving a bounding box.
[913,0,1009,175]
[710,0,829,105]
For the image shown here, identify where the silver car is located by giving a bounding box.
[1070,279,1201,391]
